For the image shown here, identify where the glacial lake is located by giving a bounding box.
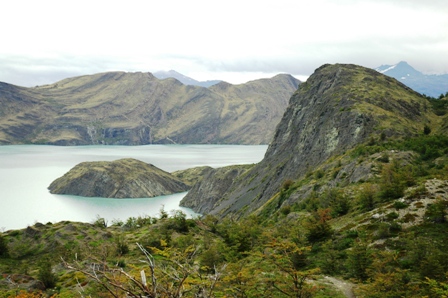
[0,145,267,231]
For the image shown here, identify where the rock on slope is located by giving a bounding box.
[178,165,253,214]
[181,63,439,218]
[48,158,189,198]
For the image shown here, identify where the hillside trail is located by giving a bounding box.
[323,276,356,298]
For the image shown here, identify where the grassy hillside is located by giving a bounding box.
[0,72,299,145]
[1,134,448,297]
[180,64,442,219]
[1,151,447,297]
[1,64,448,297]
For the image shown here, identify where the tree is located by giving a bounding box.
[346,240,372,281]
[378,162,405,201]
[357,251,418,297]
[305,208,334,243]
[425,276,448,298]
[262,239,320,298]
[358,183,379,211]
[425,198,448,223]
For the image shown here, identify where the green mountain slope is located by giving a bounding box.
[0,72,300,145]
[1,64,448,297]
[181,64,442,218]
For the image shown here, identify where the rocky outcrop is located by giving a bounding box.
[48,158,189,198]
[181,64,437,218]
[179,165,253,214]
[0,72,300,145]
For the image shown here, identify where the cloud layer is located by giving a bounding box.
[1,0,447,86]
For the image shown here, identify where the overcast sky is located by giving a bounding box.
[1,0,447,86]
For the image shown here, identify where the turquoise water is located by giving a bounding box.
[0,145,267,230]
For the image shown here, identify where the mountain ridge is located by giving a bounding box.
[374,61,448,97]
[0,71,300,145]
[181,63,441,218]
[153,70,221,87]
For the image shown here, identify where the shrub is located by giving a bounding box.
[38,259,58,289]
[386,212,399,220]
[378,163,405,201]
[346,240,373,281]
[378,152,390,163]
[357,183,378,211]
[0,234,8,257]
[282,179,294,190]
[116,235,129,256]
[425,198,448,223]
[306,209,333,243]
[314,170,324,179]
[393,201,408,210]
[92,215,107,228]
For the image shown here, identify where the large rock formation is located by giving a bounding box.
[48,158,189,198]
[181,63,440,218]
[0,72,299,145]
[178,165,253,214]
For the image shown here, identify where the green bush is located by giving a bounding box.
[346,241,372,281]
[115,235,129,256]
[425,199,448,223]
[378,162,405,201]
[397,134,448,161]
[38,259,58,289]
[386,211,399,220]
[0,234,8,257]
[393,201,408,210]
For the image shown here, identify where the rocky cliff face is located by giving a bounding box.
[48,158,189,198]
[181,64,437,218]
[179,164,253,214]
[0,72,299,145]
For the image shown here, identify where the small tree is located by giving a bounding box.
[263,239,320,297]
[305,208,333,243]
[378,162,405,201]
[358,183,378,211]
[346,240,372,281]
[425,198,448,223]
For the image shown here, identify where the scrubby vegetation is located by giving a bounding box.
[1,133,448,297]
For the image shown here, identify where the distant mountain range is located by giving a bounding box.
[0,72,300,145]
[153,70,221,87]
[375,61,448,97]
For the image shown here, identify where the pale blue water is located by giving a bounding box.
[0,145,267,230]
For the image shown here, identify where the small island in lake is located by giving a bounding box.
[48,158,189,198]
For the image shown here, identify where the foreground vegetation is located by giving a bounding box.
[1,132,448,297]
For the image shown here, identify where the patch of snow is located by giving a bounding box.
[377,64,397,73]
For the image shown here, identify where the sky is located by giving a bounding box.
[1,0,447,87]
